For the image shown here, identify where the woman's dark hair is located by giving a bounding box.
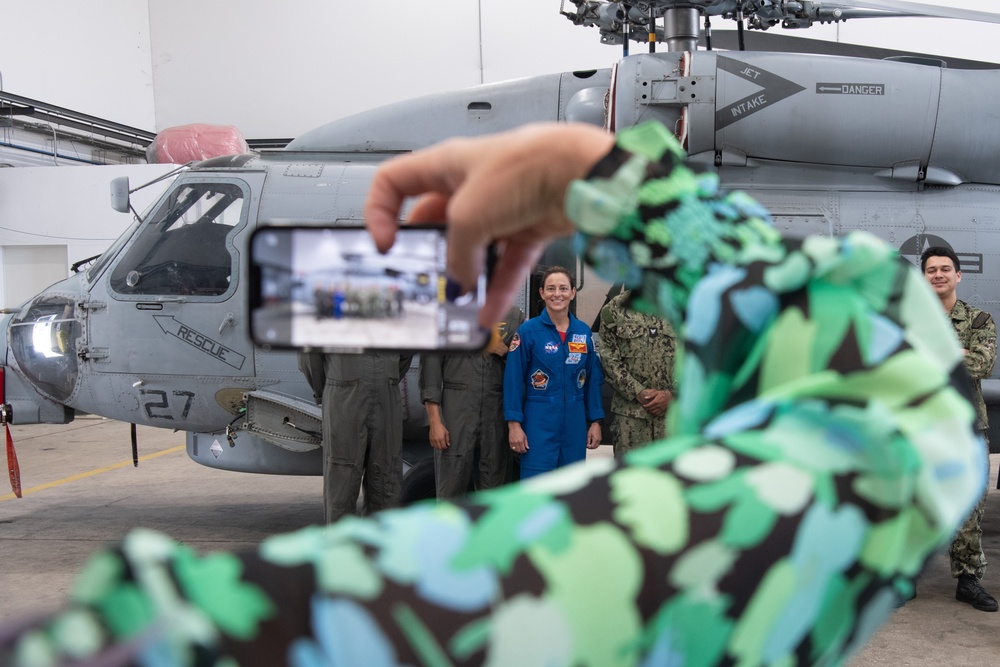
[540,265,574,288]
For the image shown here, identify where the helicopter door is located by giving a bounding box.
[84,176,261,386]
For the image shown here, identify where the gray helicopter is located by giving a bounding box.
[3,0,1000,509]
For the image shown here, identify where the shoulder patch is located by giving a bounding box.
[972,311,992,330]
[509,333,521,352]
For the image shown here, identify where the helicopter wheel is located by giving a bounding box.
[399,457,436,505]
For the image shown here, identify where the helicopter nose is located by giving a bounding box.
[6,295,80,403]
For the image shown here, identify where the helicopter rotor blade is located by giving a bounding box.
[826,0,1000,25]
[709,29,1000,69]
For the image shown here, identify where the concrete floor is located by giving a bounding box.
[1,416,998,664]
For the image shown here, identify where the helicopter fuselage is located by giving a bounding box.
[4,48,999,485]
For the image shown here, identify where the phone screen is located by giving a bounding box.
[249,226,488,352]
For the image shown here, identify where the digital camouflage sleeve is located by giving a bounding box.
[949,299,997,430]
[0,122,986,667]
[598,291,677,417]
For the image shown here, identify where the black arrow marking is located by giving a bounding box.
[153,316,246,370]
[716,57,806,130]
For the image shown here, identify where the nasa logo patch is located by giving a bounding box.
[544,341,559,354]
[531,369,550,390]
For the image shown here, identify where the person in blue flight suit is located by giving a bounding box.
[504,265,604,479]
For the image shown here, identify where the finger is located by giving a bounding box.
[407,193,451,224]
[364,172,406,253]
[364,147,463,252]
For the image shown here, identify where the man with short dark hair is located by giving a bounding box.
[922,245,998,612]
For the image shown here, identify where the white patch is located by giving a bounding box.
[745,462,815,515]
[673,445,736,482]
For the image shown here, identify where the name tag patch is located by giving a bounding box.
[567,342,587,354]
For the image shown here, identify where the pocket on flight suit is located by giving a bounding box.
[324,379,368,466]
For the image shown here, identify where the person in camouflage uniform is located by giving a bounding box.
[922,245,998,612]
[2,122,988,666]
[599,289,678,458]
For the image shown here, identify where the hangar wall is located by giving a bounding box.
[0,1,155,131]
[2,1,999,143]
[0,164,176,309]
[0,0,620,141]
[144,0,620,138]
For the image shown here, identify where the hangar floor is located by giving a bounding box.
[1,416,998,665]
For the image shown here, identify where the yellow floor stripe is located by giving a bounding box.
[0,445,185,502]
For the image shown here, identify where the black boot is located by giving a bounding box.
[956,574,999,612]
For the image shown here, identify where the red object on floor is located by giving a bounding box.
[0,368,20,498]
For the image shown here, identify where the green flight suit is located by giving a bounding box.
[299,351,413,523]
[419,306,523,498]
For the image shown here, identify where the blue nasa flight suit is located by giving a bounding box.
[503,309,604,479]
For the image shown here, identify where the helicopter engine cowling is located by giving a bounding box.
[612,50,1000,187]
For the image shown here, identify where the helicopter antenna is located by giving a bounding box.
[704,14,712,50]
[648,5,656,53]
[736,3,746,50]
[623,14,630,57]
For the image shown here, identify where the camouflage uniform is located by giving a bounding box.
[599,290,678,458]
[5,122,987,667]
[947,299,997,579]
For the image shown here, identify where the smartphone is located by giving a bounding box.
[248,225,489,352]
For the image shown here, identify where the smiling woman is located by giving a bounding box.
[503,265,605,478]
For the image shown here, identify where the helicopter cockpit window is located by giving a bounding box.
[109,182,246,297]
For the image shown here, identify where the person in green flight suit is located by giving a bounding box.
[420,305,524,498]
